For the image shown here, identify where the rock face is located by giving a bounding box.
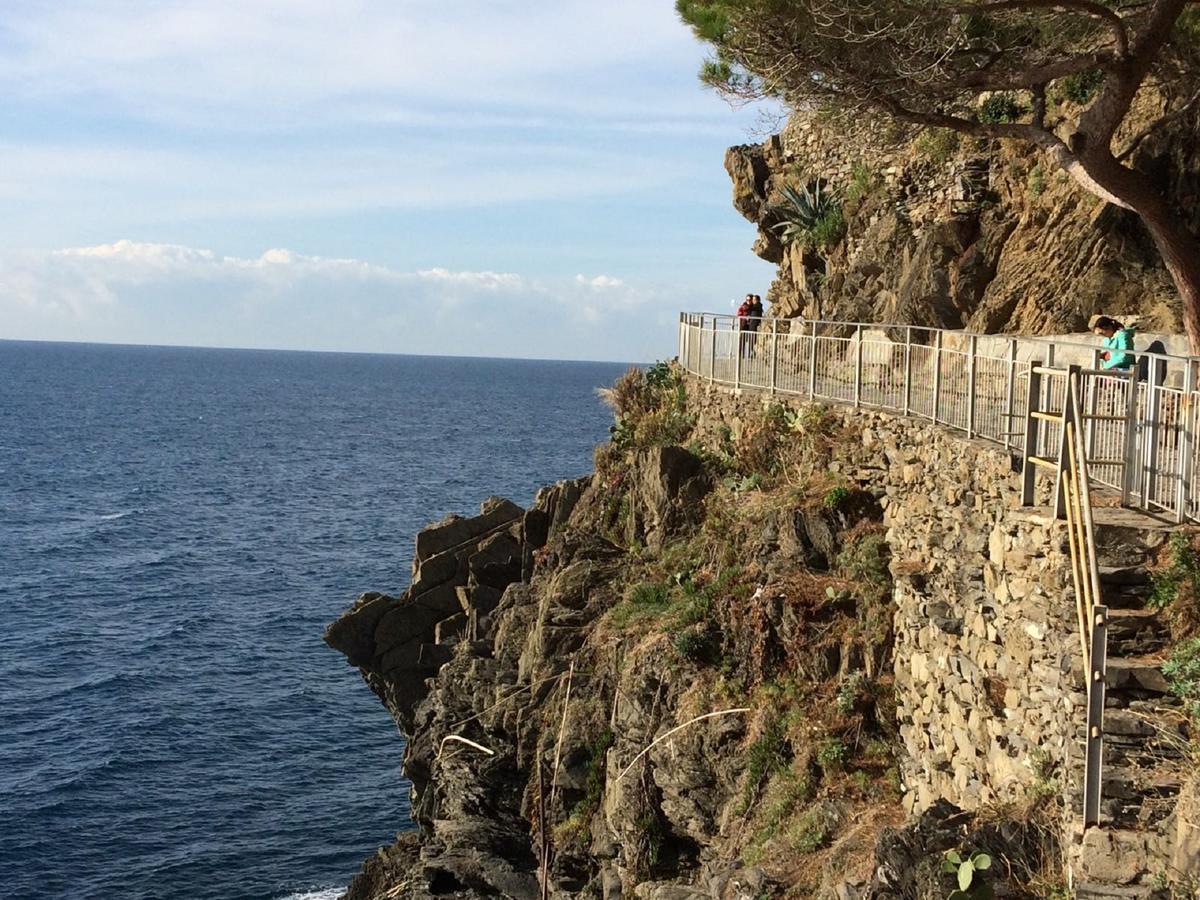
[726,102,1200,335]
[329,378,1194,900]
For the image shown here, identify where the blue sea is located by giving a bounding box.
[0,341,628,900]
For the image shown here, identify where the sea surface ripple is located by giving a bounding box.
[0,341,628,900]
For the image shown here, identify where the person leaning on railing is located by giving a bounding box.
[1090,315,1136,370]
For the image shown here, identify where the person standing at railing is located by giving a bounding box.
[736,295,753,359]
[745,294,764,357]
[1090,315,1136,371]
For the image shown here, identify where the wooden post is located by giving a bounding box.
[1082,605,1109,829]
[1021,360,1043,507]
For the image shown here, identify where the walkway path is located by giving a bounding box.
[679,313,1200,525]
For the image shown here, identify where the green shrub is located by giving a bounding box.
[1059,68,1104,105]
[823,485,851,509]
[977,93,1026,124]
[845,160,877,205]
[1150,533,1200,610]
[913,128,959,166]
[770,181,846,250]
[742,714,790,810]
[599,363,694,453]
[1026,164,1044,198]
[836,671,868,714]
[1163,636,1200,725]
[942,849,993,899]
[816,737,849,773]
[672,626,717,663]
[836,531,892,603]
[787,807,831,853]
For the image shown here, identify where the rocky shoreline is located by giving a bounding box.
[324,365,1199,899]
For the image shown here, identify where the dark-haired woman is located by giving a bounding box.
[1091,315,1136,370]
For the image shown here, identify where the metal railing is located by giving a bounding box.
[1025,363,1109,828]
[678,313,1200,524]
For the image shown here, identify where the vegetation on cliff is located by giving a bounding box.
[678,0,1200,352]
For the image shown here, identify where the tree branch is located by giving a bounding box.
[955,50,1119,90]
[949,0,1130,57]
[1117,87,1200,160]
[1078,0,1188,144]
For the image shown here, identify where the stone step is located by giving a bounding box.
[1093,524,1168,570]
[1101,720,1189,756]
[1074,880,1167,899]
[1074,827,1167,893]
[1098,564,1154,587]
[1106,609,1171,655]
[1097,582,1155,610]
[1105,659,1171,696]
[1100,793,1180,829]
[1104,693,1185,714]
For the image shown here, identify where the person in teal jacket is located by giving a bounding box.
[1091,315,1136,370]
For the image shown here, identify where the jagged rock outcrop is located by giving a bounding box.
[725,102,1200,335]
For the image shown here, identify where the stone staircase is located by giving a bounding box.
[1070,517,1192,898]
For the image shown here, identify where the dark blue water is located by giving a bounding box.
[0,341,627,900]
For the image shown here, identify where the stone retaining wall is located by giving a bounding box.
[683,376,1081,816]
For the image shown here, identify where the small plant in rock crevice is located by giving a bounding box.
[942,848,994,899]
[823,485,852,509]
[769,181,846,250]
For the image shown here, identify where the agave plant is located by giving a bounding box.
[769,181,844,249]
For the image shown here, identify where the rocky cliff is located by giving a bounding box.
[726,98,1200,336]
[323,365,1200,900]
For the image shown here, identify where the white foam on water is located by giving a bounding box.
[276,889,342,900]
[97,510,131,521]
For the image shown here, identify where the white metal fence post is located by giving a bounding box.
[854,324,864,408]
[708,319,716,384]
[808,320,818,400]
[902,326,913,417]
[1005,338,1017,452]
[769,319,778,396]
[1176,363,1197,522]
[1120,368,1139,507]
[1022,360,1044,506]
[734,320,742,391]
[1143,360,1163,509]
[932,330,943,424]
[967,333,977,438]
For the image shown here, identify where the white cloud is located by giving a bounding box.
[0,1,713,126]
[575,274,626,290]
[0,241,675,361]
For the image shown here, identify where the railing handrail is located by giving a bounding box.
[677,312,1200,524]
[682,311,1200,370]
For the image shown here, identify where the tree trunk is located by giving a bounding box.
[1141,202,1200,357]
[1070,151,1200,356]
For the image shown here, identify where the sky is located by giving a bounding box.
[0,1,780,362]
